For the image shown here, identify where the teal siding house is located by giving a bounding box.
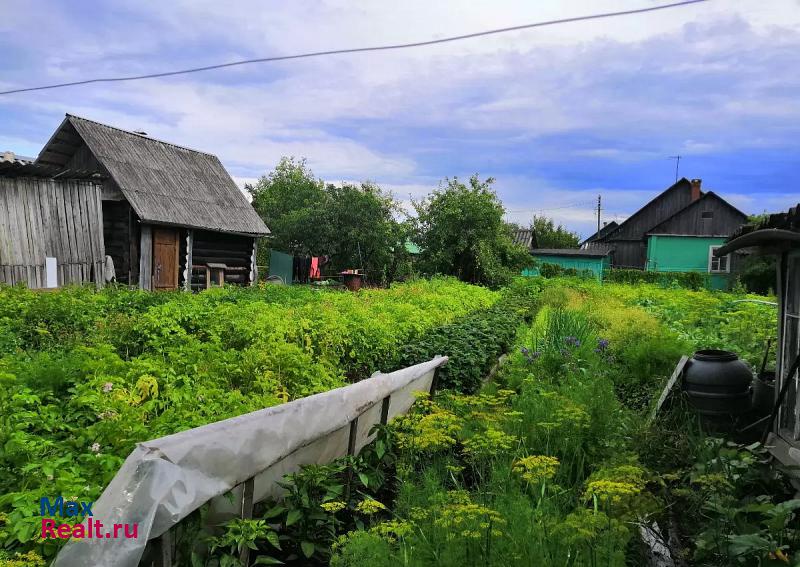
[524,249,611,280]
[645,235,731,289]
[583,178,748,289]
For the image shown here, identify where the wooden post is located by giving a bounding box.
[250,237,258,285]
[380,395,391,425]
[153,529,173,567]
[429,367,441,397]
[183,229,193,292]
[139,224,153,291]
[344,416,359,501]
[239,477,255,566]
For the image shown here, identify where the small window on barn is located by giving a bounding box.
[708,246,729,273]
[701,211,713,219]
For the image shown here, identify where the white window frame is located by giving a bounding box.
[708,245,730,273]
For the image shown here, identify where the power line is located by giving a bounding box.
[506,200,595,213]
[0,0,709,96]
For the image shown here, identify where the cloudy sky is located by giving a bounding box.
[2,0,799,238]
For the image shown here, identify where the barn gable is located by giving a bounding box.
[646,192,748,237]
[604,178,698,242]
[37,115,269,236]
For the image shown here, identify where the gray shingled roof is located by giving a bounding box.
[37,115,269,236]
[513,229,536,250]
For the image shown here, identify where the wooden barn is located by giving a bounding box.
[1,114,269,290]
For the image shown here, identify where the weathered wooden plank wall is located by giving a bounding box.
[0,177,105,288]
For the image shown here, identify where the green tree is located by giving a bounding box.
[248,158,407,284]
[413,175,532,287]
[322,181,408,283]
[531,215,580,249]
[248,157,328,256]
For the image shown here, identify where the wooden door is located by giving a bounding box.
[152,227,179,290]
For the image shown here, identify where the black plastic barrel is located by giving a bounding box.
[751,370,776,417]
[683,350,753,416]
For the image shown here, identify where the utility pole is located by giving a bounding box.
[596,194,602,234]
[668,155,681,182]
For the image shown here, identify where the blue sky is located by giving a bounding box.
[2,0,800,238]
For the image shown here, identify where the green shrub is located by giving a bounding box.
[539,262,594,279]
[396,283,538,393]
[604,269,707,290]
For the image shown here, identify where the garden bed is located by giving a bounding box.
[2,277,796,567]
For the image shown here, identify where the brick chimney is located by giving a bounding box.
[690,178,702,202]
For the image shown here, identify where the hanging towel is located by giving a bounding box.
[310,257,320,279]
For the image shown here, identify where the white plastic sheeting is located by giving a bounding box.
[53,356,447,567]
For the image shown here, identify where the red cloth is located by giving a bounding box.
[310,257,320,279]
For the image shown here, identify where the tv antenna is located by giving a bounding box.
[668,155,681,182]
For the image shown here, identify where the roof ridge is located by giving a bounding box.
[602,178,694,239]
[66,114,217,157]
[646,190,747,234]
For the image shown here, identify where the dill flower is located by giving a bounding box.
[583,480,641,505]
[461,428,516,460]
[513,455,560,484]
[409,507,431,521]
[554,508,628,547]
[370,519,413,542]
[397,409,463,452]
[553,403,590,430]
[434,501,507,541]
[0,551,47,567]
[321,501,346,513]
[355,498,387,515]
[690,473,733,493]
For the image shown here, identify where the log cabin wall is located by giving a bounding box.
[190,230,255,291]
[0,176,105,288]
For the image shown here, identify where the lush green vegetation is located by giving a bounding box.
[248,158,412,284]
[0,278,496,558]
[412,175,533,287]
[602,268,708,290]
[530,215,581,249]
[323,279,796,567]
[1,276,795,567]
[248,159,532,287]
